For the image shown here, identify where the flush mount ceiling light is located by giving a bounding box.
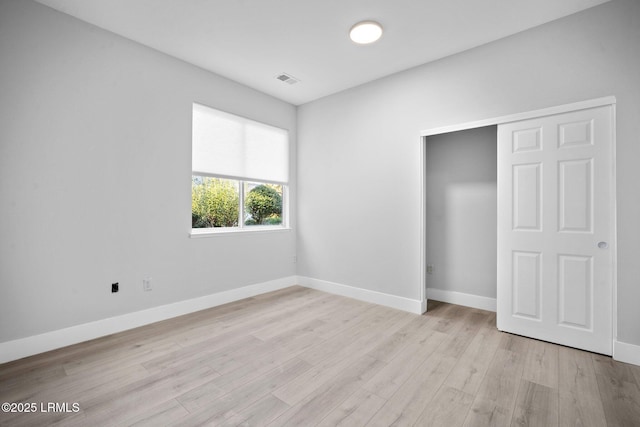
[349,20,383,44]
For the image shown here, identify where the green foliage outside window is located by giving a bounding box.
[191,177,239,228]
[245,184,282,225]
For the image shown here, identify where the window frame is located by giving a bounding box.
[190,176,290,237]
[189,104,290,237]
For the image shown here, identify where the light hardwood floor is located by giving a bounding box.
[1,286,639,426]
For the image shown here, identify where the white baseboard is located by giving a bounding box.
[426,288,497,312]
[297,276,424,314]
[614,340,640,366]
[4,275,635,367]
[0,276,297,364]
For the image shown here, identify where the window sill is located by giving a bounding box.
[189,226,292,238]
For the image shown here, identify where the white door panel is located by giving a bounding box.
[497,105,613,355]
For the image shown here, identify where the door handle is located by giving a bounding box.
[597,241,608,249]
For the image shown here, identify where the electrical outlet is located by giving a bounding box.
[292,255,297,264]
[426,265,434,274]
[111,282,119,293]
[143,277,152,291]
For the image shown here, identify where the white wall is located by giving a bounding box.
[0,0,297,343]
[424,126,497,299]
[297,0,640,345]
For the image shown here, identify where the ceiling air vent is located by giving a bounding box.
[275,73,299,85]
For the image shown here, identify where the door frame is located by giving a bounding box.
[418,96,617,348]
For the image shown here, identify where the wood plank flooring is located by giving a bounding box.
[1,286,639,426]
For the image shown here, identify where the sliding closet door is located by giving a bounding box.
[497,105,614,355]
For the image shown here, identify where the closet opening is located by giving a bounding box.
[423,125,498,312]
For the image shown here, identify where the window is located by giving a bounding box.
[191,103,289,233]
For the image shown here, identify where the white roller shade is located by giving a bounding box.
[192,103,289,184]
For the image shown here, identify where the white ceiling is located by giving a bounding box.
[35,0,610,106]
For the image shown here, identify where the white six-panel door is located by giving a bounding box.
[497,105,614,355]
